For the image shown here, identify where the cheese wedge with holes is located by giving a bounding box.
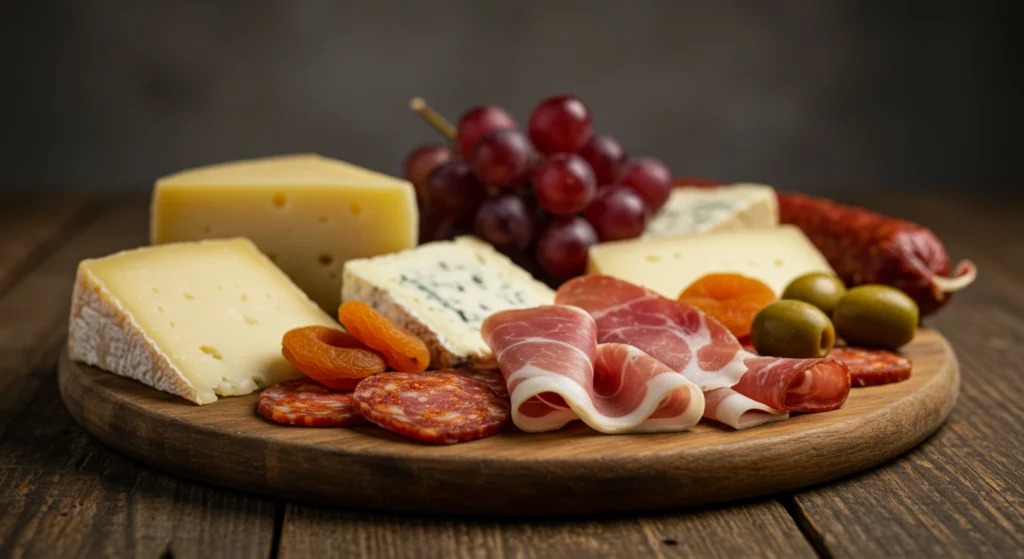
[587,225,835,298]
[644,183,778,238]
[150,154,418,311]
[342,236,555,369]
[68,238,337,404]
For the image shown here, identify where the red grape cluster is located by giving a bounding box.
[403,95,672,281]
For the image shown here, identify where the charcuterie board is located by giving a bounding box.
[58,328,958,516]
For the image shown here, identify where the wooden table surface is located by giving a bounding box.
[1,191,1021,558]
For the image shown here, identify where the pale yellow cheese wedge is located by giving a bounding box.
[151,154,418,311]
[68,238,337,404]
[587,225,836,298]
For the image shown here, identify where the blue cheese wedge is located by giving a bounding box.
[645,183,778,238]
[341,236,555,369]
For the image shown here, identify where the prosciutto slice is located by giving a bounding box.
[556,276,850,429]
[703,388,789,430]
[736,357,850,413]
[481,305,704,434]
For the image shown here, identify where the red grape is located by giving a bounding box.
[528,94,592,155]
[474,193,534,251]
[579,135,626,186]
[532,153,597,215]
[419,212,472,243]
[471,129,534,189]
[422,161,486,222]
[618,157,672,213]
[583,186,648,241]
[457,105,517,159]
[536,216,598,277]
[403,143,453,204]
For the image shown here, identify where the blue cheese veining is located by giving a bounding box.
[644,183,779,238]
[341,236,554,368]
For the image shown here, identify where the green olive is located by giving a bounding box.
[751,300,836,358]
[832,285,918,350]
[782,272,848,315]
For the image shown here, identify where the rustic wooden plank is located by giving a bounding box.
[278,499,815,559]
[789,195,1024,558]
[0,197,277,559]
[0,465,277,559]
[0,191,95,297]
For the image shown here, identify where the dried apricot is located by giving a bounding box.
[338,301,431,372]
[282,326,386,389]
[677,273,777,338]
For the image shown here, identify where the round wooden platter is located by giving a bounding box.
[59,329,958,516]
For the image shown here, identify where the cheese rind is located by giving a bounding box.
[150,154,418,312]
[68,238,337,404]
[587,225,835,298]
[644,183,779,238]
[342,237,555,369]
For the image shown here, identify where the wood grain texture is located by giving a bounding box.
[0,192,95,297]
[787,193,1024,558]
[279,499,815,559]
[0,197,277,559]
[58,329,957,516]
[2,192,1022,558]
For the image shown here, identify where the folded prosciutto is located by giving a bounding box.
[556,276,850,429]
[481,305,704,434]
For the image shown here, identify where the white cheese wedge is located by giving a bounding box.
[150,154,418,312]
[644,183,778,238]
[587,225,835,298]
[68,238,337,405]
[342,236,555,369]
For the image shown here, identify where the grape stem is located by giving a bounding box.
[409,98,457,142]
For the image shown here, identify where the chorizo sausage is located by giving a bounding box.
[777,192,975,316]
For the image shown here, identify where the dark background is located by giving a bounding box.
[1,1,1018,194]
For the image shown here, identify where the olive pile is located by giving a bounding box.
[751,272,920,358]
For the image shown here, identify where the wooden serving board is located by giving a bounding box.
[58,329,958,516]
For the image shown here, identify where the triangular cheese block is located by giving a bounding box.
[69,238,337,404]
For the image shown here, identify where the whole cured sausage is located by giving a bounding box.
[777,192,976,316]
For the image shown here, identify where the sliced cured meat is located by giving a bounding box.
[482,305,596,433]
[556,276,851,429]
[556,276,748,390]
[703,388,788,430]
[595,344,704,433]
[734,357,850,412]
[427,368,509,399]
[830,347,913,387]
[353,372,509,444]
[258,378,369,427]
[481,306,704,434]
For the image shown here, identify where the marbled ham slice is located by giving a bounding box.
[556,276,850,429]
[481,306,704,434]
[703,388,788,430]
[593,344,704,433]
[555,276,748,390]
[734,357,850,412]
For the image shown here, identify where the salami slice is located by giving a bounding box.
[829,348,912,387]
[427,369,509,400]
[258,378,369,427]
[353,372,510,444]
